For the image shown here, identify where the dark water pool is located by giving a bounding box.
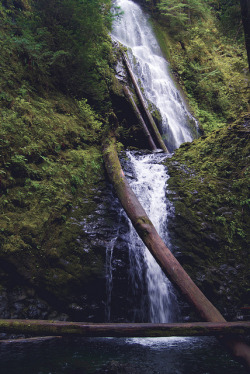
[0,336,247,374]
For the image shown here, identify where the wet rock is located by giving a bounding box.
[0,178,131,322]
[0,287,65,322]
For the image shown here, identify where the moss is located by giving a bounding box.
[150,19,172,61]
[134,216,152,239]
[103,137,126,189]
[110,75,124,97]
[150,6,249,133]
[136,216,152,226]
[165,120,250,316]
[0,3,111,316]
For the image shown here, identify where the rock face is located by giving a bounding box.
[0,42,150,323]
[0,177,129,322]
[165,121,250,320]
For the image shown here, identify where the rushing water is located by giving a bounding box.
[105,236,118,322]
[110,0,196,324]
[126,151,178,323]
[112,0,198,152]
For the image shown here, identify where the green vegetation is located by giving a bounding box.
[165,120,250,314]
[146,0,250,132]
[145,0,250,315]
[0,0,115,109]
[0,0,116,314]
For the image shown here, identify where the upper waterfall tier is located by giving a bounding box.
[112,0,198,152]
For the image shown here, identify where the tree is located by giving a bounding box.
[157,0,207,29]
[240,0,250,70]
[21,0,114,107]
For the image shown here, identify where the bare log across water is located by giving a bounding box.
[0,320,250,338]
[122,52,169,153]
[123,86,158,151]
[102,135,250,369]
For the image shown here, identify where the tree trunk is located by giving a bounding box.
[240,0,250,71]
[122,52,169,153]
[102,136,250,369]
[123,86,158,151]
[1,320,250,338]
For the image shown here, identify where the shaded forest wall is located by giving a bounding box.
[137,0,249,132]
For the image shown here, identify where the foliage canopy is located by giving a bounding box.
[147,0,249,131]
[2,0,114,109]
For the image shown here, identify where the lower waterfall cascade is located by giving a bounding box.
[126,151,179,323]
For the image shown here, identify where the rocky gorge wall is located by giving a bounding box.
[165,120,250,321]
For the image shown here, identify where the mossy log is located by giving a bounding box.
[0,320,250,338]
[102,136,250,369]
[123,86,158,151]
[122,52,169,153]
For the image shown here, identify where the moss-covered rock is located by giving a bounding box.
[0,1,118,321]
[136,0,249,133]
[165,119,250,319]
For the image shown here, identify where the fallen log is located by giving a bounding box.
[103,136,223,322]
[102,135,250,369]
[122,52,169,153]
[123,86,158,151]
[0,320,250,338]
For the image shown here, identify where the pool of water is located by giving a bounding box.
[0,336,247,374]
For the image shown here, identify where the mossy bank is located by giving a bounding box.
[165,120,250,319]
[136,0,249,132]
[0,0,147,322]
[0,0,118,321]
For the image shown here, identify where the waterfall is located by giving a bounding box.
[107,0,198,324]
[112,0,198,152]
[105,236,118,322]
[126,152,178,323]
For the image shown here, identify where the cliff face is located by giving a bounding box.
[165,120,250,319]
[134,0,249,133]
[0,0,114,321]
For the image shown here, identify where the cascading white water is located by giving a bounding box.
[108,0,197,324]
[127,152,178,323]
[105,236,118,322]
[112,0,197,152]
